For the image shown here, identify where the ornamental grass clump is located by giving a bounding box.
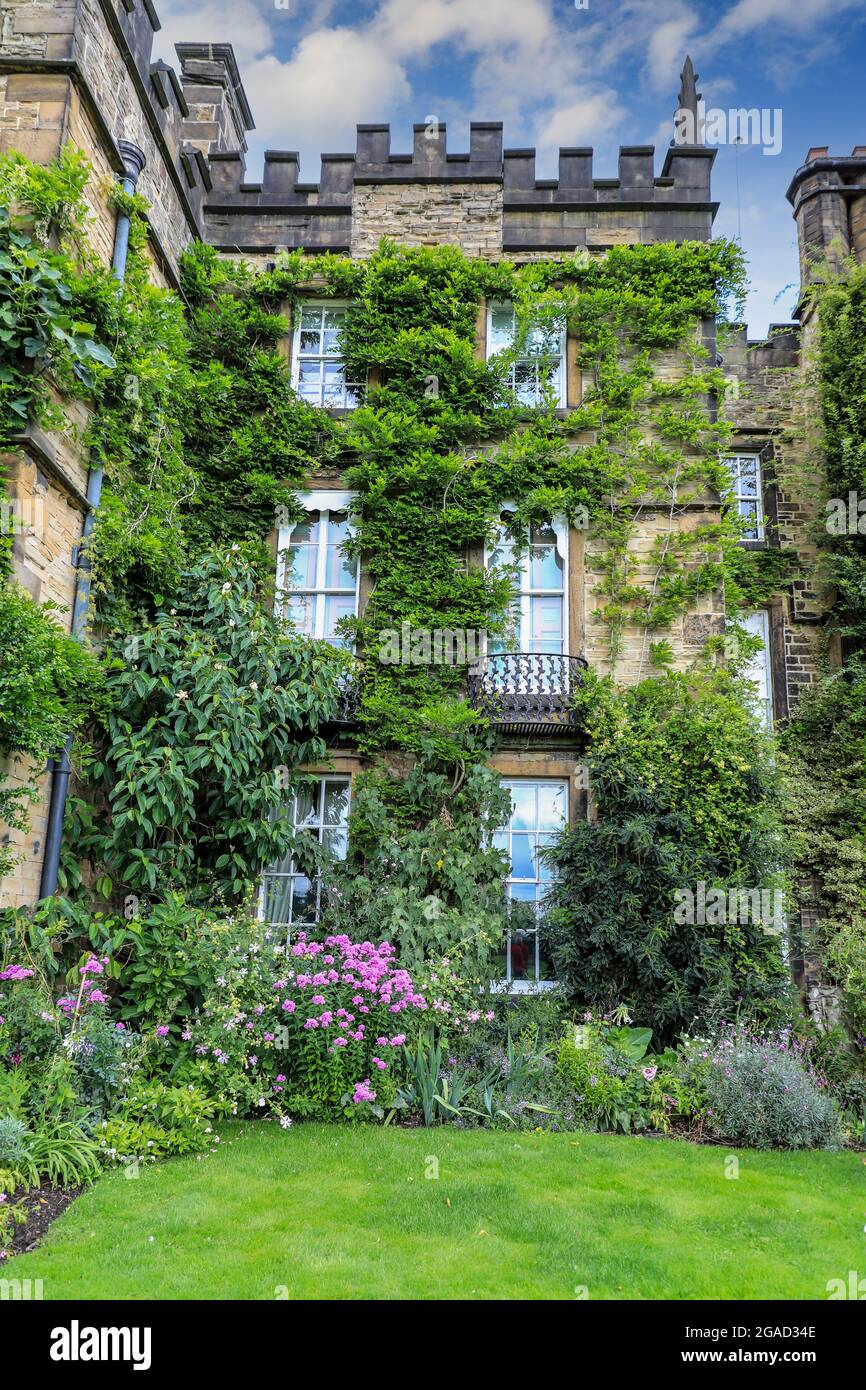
[689,1026,842,1150]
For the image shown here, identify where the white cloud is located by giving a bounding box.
[647,15,700,90]
[536,92,626,154]
[248,29,412,157]
[153,0,273,68]
[713,0,865,41]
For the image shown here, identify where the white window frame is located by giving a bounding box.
[741,609,774,729]
[290,300,364,410]
[484,510,569,657]
[724,452,765,541]
[276,490,359,648]
[486,301,566,408]
[259,774,351,928]
[493,778,567,993]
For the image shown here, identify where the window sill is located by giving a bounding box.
[488,979,560,996]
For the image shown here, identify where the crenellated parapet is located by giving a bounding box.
[201,122,718,256]
[788,145,866,287]
[1,4,721,266]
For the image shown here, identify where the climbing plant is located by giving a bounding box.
[1,147,793,1022]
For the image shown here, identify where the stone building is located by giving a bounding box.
[0,1,857,989]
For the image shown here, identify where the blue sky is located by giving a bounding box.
[155,0,866,335]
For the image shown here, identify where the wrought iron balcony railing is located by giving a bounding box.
[467,652,588,735]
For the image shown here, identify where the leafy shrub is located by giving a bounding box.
[325,755,511,981]
[0,1116,31,1169]
[16,1119,102,1186]
[98,1082,217,1167]
[544,671,790,1042]
[65,545,352,904]
[552,1016,700,1134]
[686,1027,842,1149]
[177,925,430,1121]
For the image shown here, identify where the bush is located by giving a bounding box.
[546,1013,702,1134]
[176,925,431,1121]
[544,671,791,1042]
[686,1027,842,1149]
[97,1082,216,1167]
[0,1115,31,1169]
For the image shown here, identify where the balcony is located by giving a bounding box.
[467,653,588,736]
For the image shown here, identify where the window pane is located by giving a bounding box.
[530,541,562,589]
[323,594,356,644]
[536,833,557,880]
[286,593,315,636]
[262,877,293,925]
[299,329,320,355]
[530,597,563,648]
[290,876,316,922]
[323,780,350,826]
[490,307,515,351]
[510,833,535,880]
[297,361,323,402]
[508,783,536,832]
[514,360,537,405]
[325,542,357,589]
[300,306,322,333]
[509,926,535,981]
[538,782,566,829]
[321,827,348,861]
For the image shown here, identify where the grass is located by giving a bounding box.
[8,1123,866,1299]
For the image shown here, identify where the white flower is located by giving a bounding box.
[221,582,231,593]
[280,1116,293,1129]
[176,690,189,701]
[231,544,240,552]
[249,681,258,690]
[229,620,236,628]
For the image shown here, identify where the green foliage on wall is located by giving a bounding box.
[1,147,791,1030]
[62,548,350,906]
[544,669,790,1040]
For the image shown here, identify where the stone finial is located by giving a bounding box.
[672,55,703,147]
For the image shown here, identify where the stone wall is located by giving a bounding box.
[722,320,828,709]
[351,181,502,259]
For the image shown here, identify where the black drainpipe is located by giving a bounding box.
[38,140,146,901]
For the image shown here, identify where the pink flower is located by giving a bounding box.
[642,1066,657,1082]
[282,1000,296,1013]
[156,1025,170,1037]
[0,965,34,981]
[88,989,108,1004]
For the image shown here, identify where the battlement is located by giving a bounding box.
[201,124,717,255]
[0,2,719,264]
[788,144,866,283]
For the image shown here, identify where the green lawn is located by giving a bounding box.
[8,1123,865,1299]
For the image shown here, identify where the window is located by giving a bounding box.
[487,514,568,656]
[493,779,567,988]
[741,610,773,728]
[487,303,566,407]
[291,302,363,409]
[723,453,764,540]
[277,492,358,648]
[260,776,350,926]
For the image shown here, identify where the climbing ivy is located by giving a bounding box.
[1,147,794,1022]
